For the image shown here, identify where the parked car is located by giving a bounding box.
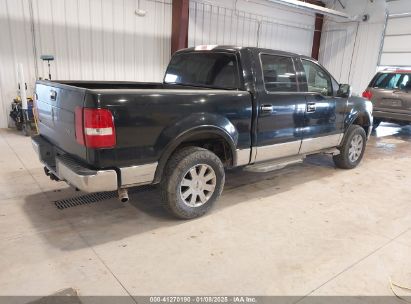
[32,46,373,219]
[363,69,411,129]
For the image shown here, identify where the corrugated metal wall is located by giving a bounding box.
[318,0,386,95]
[188,0,315,56]
[319,21,385,95]
[0,0,36,129]
[0,0,172,128]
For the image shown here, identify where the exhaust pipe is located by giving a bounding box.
[44,166,60,181]
[118,188,129,203]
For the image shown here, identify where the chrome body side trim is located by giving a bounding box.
[56,156,118,193]
[255,140,301,163]
[250,147,257,163]
[120,162,158,187]
[235,148,251,166]
[299,133,343,154]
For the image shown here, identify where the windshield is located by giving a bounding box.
[164,52,241,90]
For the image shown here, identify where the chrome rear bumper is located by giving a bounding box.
[32,136,118,192]
[32,136,157,193]
[56,155,118,192]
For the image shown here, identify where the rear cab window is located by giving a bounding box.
[164,52,241,90]
[260,54,298,92]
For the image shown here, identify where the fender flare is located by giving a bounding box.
[153,114,239,183]
[345,109,372,127]
[343,107,373,140]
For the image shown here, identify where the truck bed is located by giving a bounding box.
[35,80,253,170]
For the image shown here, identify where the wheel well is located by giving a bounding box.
[153,133,234,184]
[172,133,234,167]
[352,115,370,135]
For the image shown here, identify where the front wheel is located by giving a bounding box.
[160,147,225,219]
[333,125,367,169]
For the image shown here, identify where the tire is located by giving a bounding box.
[333,125,367,169]
[373,119,381,130]
[160,147,225,219]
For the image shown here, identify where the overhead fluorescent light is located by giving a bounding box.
[267,0,350,19]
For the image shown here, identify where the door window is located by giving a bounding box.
[260,54,297,92]
[302,59,332,96]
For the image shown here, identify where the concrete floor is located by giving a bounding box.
[0,124,411,301]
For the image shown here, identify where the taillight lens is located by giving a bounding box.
[75,107,85,145]
[362,90,373,100]
[75,107,116,148]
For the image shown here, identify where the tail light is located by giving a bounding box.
[75,107,116,148]
[362,90,373,100]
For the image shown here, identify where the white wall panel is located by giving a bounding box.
[319,0,386,95]
[188,0,315,56]
[385,17,411,35]
[383,35,411,53]
[387,0,411,15]
[0,0,171,128]
[32,0,171,82]
[0,0,37,128]
[380,53,411,67]
[320,0,411,92]
[259,20,314,56]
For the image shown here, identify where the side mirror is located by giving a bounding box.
[337,84,352,98]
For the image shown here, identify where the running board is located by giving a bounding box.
[244,155,305,173]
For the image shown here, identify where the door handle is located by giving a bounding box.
[50,90,57,101]
[307,102,316,113]
[260,105,274,113]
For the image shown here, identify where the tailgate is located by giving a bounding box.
[35,81,87,161]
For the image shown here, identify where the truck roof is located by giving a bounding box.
[176,45,306,59]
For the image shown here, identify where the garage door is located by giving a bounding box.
[380,14,411,67]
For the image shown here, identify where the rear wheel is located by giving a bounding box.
[333,125,366,169]
[160,147,225,219]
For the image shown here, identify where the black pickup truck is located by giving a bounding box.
[32,46,373,219]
